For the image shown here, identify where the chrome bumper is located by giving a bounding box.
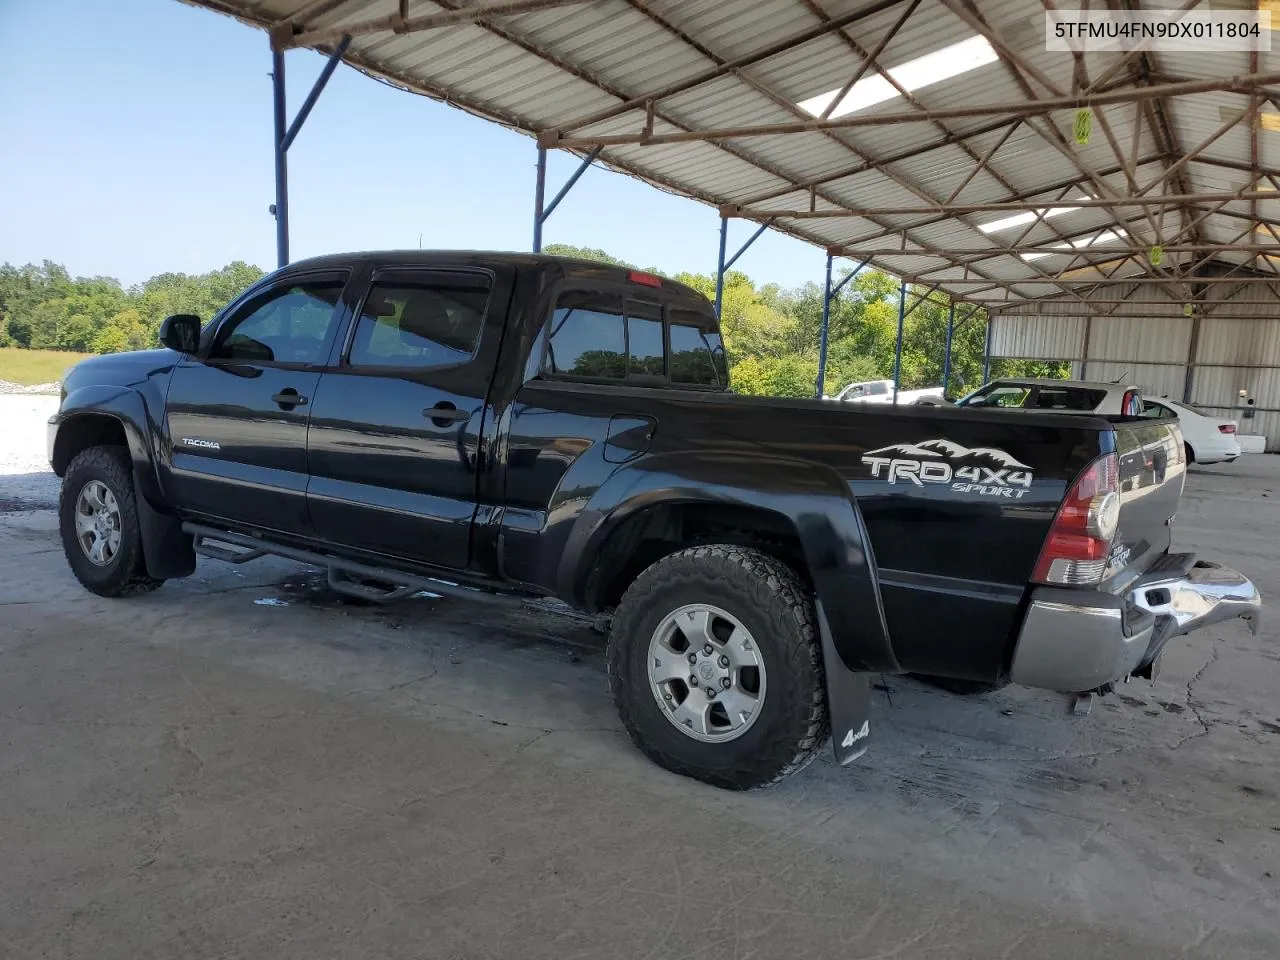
[1131,561,1261,639]
[1011,559,1261,693]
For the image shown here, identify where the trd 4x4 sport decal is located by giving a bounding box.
[861,439,1034,499]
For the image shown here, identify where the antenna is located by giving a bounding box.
[1111,369,1129,384]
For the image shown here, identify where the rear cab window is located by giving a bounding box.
[544,288,726,389]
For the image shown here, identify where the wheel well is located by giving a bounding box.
[587,502,808,612]
[52,415,128,477]
[1184,441,1196,464]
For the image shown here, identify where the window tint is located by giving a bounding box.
[547,291,626,379]
[669,322,719,386]
[348,276,488,368]
[964,384,1030,408]
[1031,387,1105,411]
[629,317,665,378]
[868,381,889,395]
[210,280,342,364]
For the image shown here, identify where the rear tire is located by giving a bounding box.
[59,446,164,598]
[607,545,828,790]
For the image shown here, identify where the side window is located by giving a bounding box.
[546,290,626,380]
[965,385,1030,407]
[627,299,665,379]
[1140,401,1170,419]
[670,307,723,387]
[209,280,343,364]
[868,381,889,396]
[669,320,719,386]
[348,274,489,369]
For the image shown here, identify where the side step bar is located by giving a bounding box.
[183,522,529,608]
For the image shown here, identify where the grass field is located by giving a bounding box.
[0,348,96,386]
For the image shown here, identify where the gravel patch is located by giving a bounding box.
[0,394,61,510]
[0,379,61,395]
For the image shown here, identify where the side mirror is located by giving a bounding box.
[159,314,201,354]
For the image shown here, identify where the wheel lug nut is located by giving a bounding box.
[688,653,697,664]
[689,675,698,686]
[718,655,729,667]
[703,644,713,655]
[706,688,716,699]
[721,677,730,689]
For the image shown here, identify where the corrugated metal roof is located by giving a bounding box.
[181,0,1280,303]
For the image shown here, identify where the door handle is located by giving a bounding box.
[424,403,470,425]
[272,389,309,409]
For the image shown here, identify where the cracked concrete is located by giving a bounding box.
[0,453,1277,958]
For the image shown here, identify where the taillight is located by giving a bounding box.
[1033,453,1120,585]
[1219,423,1237,434]
[1121,390,1141,416]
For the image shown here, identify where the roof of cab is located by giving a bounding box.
[989,377,1137,391]
[279,250,710,304]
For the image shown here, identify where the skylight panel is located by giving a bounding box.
[798,35,999,119]
[1020,229,1128,261]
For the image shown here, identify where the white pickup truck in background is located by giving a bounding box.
[827,378,946,405]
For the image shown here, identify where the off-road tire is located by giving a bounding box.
[59,446,164,598]
[607,545,828,790]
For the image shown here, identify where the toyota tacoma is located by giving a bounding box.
[48,252,1261,789]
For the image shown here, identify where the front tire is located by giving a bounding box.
[59,446,164,598]
[1185,442,1196,464]
[607,545,828,790]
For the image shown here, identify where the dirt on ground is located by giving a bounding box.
[0,404,1277,959]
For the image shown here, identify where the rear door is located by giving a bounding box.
[163,269,350,533]
[304,265,510,568]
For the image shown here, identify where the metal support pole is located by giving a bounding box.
[271,49,289,268]
[982,316,993,383]
[281,35,351,151]
[942,302,955,396]
[540,145,602,224]
[892,279,906,404]
[723,217,776,272]
[533,145,547,253]
[713,216,728,317]
[815,253,834,398]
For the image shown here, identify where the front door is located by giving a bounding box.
[305,267,508,568]
[164,270,350,534]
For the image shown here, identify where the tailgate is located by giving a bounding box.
[1104,417,1186,587]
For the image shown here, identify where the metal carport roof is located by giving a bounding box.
[181,0,1280,310]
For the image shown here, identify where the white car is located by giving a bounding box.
[1140,397,1241,464]
[957,379,1242,465]
[829,378,945,405]
[957,378,1145,415]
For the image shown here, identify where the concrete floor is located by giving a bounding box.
[1,455,1277,959]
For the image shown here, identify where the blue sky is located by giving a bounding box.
[0,0,825,289]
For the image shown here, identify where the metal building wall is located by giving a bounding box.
[991,287,1279,451]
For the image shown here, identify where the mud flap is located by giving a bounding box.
[136,493,196,579]
[816,599,872,764]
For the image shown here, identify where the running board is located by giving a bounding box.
[183,522,528,608]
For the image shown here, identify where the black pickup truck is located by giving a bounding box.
[48,252,1261,789]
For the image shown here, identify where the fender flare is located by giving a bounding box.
[559,452,890,765]
[51,385,195,580]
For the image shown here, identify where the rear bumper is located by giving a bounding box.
[1010,557,1261,693]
